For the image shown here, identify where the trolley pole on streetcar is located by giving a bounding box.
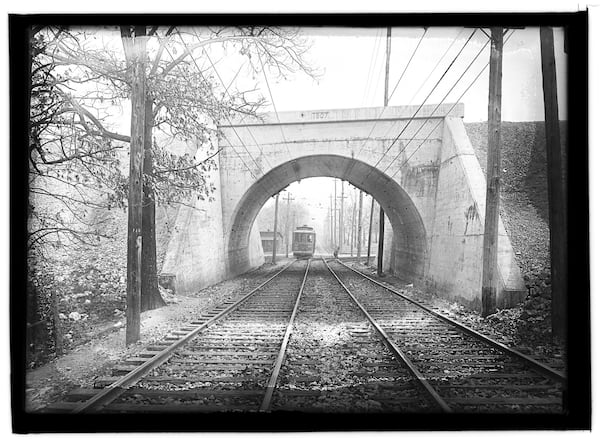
[272,193,280,264]
[481,27,503,317]
[377,26,392,277]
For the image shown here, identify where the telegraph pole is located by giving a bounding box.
[124,26,146,345]
[350,190,357,256]
[481,27,503,317]
[540,26,566,341]
[339,180,345,253]
[377,26,392,277]
[283,192,294,257]
[272,193,280,264]
[333,179,337,250]
[366,196,375,265]
[357,191,364,261]
[329,194,334,248]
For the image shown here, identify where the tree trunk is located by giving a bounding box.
[141,97,166,312]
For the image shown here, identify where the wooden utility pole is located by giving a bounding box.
[272,193,280,264]
[540,27,567,341]
[357,191,364,261]
[350,191,357,256]
[283,192,294,257]
[124,26,147,345]
[481,27,504,317]
[330,194,334,248]
[333,179,337,250]
[366,197,375,265]
[339,180,345,253]
[377,26,392,276]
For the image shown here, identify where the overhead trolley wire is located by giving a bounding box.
[390,29,518,178]
[200,47,268,175]
[202,47,275,172]
[256,47,303,184]
[387,27,429,103]
[408,28,465,105]
[359,28,478,185]
[353,27,429,161]
[169,29,265,184]
[190,29,275,172]
[361,28,383,107]
[256,48,291,152]
[381,28,491,174]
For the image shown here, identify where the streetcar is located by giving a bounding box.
[292,225,316,258]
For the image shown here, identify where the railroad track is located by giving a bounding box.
[42,257,565,414]
[43,259,309,413]
[326,259,565,413]
[270,258,434,412]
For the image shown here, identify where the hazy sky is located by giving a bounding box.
[245,26,568,122]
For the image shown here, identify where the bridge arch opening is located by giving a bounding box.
[227,154,428,280]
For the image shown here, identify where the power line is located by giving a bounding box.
[390,29,517,178]
[361,28,382,107]
[364,28,478,177]
[381,30,491,174]
[408,28,465,105]
[202,47,265,175]
[353,27,429,161]
[387,27,429,102]
[191,30,275,172]
[256,49,302,182]
[168,29,265,184]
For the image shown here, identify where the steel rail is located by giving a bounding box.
[260,258,311,412]
[71,260,299,413]
[323,259,452,413]
[335,259,567,384]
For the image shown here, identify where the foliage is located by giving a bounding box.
[27,24,317,361]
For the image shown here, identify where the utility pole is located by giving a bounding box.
[124,26,146,345]
[329,194,334,248]
[481,27,504,317]
[540,27,566,341]
[357,191,364,261]
[283,192,294,257]
[366,196,375,265]
[378,26,392,277]
[272,193,280,264]
[350,190,357,257]
[339,180,345,254]
[333,179,337,250]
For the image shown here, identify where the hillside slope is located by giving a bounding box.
[464,121,566,343]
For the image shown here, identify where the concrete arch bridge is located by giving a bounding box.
[161,104,525,310]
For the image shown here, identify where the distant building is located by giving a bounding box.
[260,231,284,254]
